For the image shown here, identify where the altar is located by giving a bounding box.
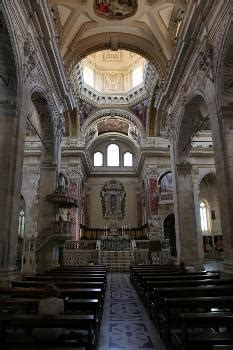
[100,235,131,251]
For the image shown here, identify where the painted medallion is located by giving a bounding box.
[94,1,138,20]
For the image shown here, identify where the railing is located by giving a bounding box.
[36,221,73,252]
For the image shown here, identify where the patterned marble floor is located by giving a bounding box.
[98,273,166,350]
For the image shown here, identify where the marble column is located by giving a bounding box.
[174,162,200,265]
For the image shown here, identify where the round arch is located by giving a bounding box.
[31,91,56,162]
[163,213,177,256]
[81,108,146,137]
[65,33,167,77]
[176,93,210,161]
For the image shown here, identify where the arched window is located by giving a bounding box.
[94,152,103,166]
[18,209,25,239]
[123,152,133,166]
[159,172,173,192]
[107,144,119,166]
[132,66,144,87]
[200,201,209,232]
[83,66,94,87]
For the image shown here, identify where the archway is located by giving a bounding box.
[198,172,223,261]
[174,93,212,264]
[163,213,177,256]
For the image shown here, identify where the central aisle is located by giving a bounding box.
[98,273,166,350]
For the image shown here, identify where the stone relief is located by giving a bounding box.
[85,126,97,145]
[104,73,122,91]
[224,79,233,94]
[129,125,141,146]
[143,165,158,178]
[67,165,83,180]
[165,113,175,140]
[198,43,213,72]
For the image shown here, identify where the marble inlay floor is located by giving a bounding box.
[98,273,166,350]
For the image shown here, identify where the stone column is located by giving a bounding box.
[0,15,25,283]
[210,106,233,274]
[174,162,200,265]
[37,162,57,234]
[36,161,57,271]
[21,164,40,274]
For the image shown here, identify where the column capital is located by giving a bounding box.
[67,164,83,180]
[176,162,192,175]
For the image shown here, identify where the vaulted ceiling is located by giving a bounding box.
[48,0,188,144]
[49,0,187,75]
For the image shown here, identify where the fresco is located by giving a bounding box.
[94,0,138,19]
[130,99,148,127]
[78,99,95,126]
[97,118,129,134]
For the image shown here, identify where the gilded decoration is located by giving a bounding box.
[100,180,126,219]
[94,1,138,20]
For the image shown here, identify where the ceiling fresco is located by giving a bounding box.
[94,0,138,20]
[78,99,95,126]
[130,99,148,128]
[97,118,129,135]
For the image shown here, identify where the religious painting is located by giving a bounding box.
[97,118,129,135]
[130,99,148,127]
[100,180,126,219]
[94,1,138,20]
[78,98,95,126]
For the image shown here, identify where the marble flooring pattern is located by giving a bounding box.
[98,273,166,350]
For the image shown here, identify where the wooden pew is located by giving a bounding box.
[0,298,100,320]
[150,285,233,327]
[23,275,106,282]
[0,287,103,305]
[145,279,233,311]
[0,313,97,349]
[136,273,220,296]
[130,269,212,287]
[12,280,106,291]
[172,312,233,350]
[130,266,187,283]
[158,296,233,343]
